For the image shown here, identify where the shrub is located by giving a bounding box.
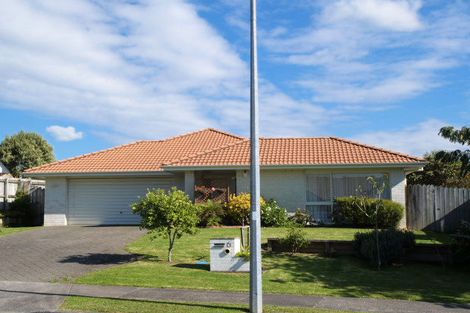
[261,199,289,227]
[225,193,265,226]
[6,190,34,226]
[132,187,199,262]
[354,229,415,268]
[282,225,309,254]
[196,200,225,227]
[452,220,470,264]
[333,197,404,228]
[288,208,314,227]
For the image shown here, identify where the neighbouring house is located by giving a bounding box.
[24,128,425,227]
[0,162,10,177]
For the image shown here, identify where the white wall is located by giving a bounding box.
[237,167,408,221]
[389,170,407,228]
[237,169,306,211]
[44,177,68,226]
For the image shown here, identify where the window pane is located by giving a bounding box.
[332,174,390,199]
[306,205,332,224]
[306,175,331,202]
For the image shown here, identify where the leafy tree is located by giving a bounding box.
[436,126,470,177]
[132,188,199,262]
[407,151,470,188]
[0,131,55,176]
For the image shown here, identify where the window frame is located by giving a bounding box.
[305,172,391,223]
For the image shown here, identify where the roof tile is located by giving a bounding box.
[25,129,423,174]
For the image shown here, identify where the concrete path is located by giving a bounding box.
[0,281,468,313]
[0,226,143,282]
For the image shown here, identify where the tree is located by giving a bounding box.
[436,126,470,177]
[0,131,55,177]
[352,177,387,270]
[407,151,470,188]
[132,188,199,262]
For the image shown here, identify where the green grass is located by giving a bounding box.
[75,228,469,304]
[62,296,362,313]
[0,226,38,237]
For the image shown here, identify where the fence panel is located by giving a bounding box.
[0,177,45,225]
[407,184,470,232]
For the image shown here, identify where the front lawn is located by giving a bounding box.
[0,226,38,237]
[75,228,468,304]
[62,297,363,313]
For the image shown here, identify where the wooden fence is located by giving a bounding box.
[0,177,45,225]
[406,184,470,233]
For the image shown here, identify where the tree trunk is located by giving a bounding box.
[168,231,174,263]
[375,208,381,271]
[168,246,173,263]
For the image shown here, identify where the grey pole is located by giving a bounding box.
[249,0,262,312]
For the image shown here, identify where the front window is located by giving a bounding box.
[305,173,390,223]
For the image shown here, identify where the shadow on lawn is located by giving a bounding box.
[59,253,143,265]
[173,263,210,271]
[263,252,470,304]
[414,231,452,244]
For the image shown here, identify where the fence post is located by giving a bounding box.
[4,177,8,211]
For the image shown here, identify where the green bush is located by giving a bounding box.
[288,208,314,227]
[333,197,404,228]
[281,225,309,254]
[6,190,34,226]
[354,229,415,268]
[196,200,225,227]
[452,220,470,264]
[261,199,289,227]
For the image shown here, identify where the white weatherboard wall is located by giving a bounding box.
[44,177,68,226]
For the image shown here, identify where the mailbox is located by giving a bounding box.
[210,238,249,272]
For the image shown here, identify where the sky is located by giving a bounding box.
[0,0,469,160]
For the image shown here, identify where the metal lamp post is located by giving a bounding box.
[249,0,262,312]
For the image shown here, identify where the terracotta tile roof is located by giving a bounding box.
[25,129,244,174]
[163,137,423,168]
[25,129,423,175]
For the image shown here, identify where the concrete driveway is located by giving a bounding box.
[0,226,144,282]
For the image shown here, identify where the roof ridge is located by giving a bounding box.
[163,128,244,142]
[163,138,249,166]
[24,140,151,173]
[329,137,424,161]
[260,136,332,140]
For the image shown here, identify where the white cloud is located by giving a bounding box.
[47,125,83,142]
[0,0,245,141]
[326,0,423,32]
[263,1,470,104]
[0,0,344,142]
[353,119,466,157]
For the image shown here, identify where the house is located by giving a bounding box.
[24,128,424,227]
[0,162,10,177]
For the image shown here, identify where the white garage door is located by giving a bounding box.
[68,177,174,225]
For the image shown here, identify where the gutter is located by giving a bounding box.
[161,162,426,171]
[22,171,174,179]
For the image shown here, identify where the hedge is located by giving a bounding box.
[354,229,415,267]
[333,197,404,228]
